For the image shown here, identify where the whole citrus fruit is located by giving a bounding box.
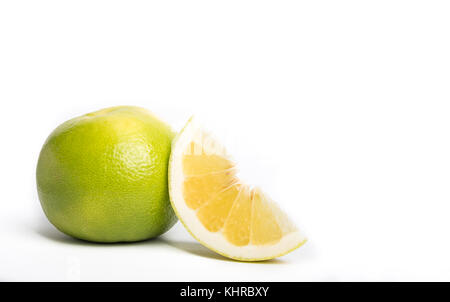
[36,106,177,242]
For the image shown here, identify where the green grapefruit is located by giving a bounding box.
[36,106,177,242]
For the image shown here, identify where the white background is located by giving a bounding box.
[1,1,450,281]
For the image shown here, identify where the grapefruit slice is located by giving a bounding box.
[168,118,307,261]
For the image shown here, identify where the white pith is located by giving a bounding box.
[168,118,307,260]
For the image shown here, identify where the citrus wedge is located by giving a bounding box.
[168,118,307,261]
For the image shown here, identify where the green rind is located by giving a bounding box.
[37,106,178,243]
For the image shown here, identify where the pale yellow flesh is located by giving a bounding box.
[182,142,293,248]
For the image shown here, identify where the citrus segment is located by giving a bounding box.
[197,183,241,232]
[183,153,235,176]
[250,189,283,245]
[267,199,298,235]
[183,170,237,209]
[169,118,307,261]
[223,186,253,246]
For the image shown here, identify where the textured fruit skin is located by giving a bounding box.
[36,106,177,242]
